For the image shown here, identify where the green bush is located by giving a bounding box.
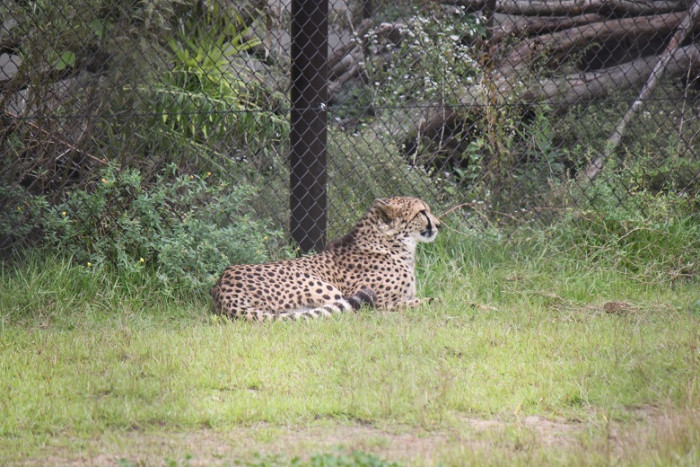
[39,163,284,294]
[2,0,286,198]
[0,185,47,250]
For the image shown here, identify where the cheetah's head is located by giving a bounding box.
[373,197,441,245]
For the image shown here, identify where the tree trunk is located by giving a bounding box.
[403,43,700,152]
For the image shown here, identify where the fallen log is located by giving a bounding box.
[402,43,700,152]
[328,21,407,97]
[500,12,688,73]
[329,54,363,95]
[444,0,687,16]
[329,52,391,97]
[522,43,700,111]
[328,18,372,71]
[489,12,606,42]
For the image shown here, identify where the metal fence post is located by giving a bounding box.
[290,0,328,253]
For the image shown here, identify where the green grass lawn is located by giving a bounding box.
[1,224,699,466]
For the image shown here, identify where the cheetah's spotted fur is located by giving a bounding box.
[210,197,440,321]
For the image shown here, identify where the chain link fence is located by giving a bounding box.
[1,0,698,261]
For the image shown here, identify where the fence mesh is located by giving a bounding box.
[1,0,698,258]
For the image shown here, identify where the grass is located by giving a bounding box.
[1,218,699,465]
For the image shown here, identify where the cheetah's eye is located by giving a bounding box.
[418,210,434,229]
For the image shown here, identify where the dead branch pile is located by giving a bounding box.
[328,1,700,179]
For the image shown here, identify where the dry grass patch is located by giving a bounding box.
[18,406,699,466]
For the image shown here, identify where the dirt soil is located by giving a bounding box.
[25,405,698,466]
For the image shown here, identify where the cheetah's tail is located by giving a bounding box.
[275,287,377,321]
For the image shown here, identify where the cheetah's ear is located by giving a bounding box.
[373,198,400,221]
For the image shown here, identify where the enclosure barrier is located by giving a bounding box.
[1,0,698,258]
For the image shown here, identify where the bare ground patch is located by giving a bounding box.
[15,406,698,466]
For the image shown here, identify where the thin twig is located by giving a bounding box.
[677,61,693,155]
[6,111,108,166]
[440,223,468,236]
[438,202,475,220]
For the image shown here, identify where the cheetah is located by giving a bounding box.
[210,196,441,321]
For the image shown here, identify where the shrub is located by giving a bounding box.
[0,184,47,252]
[2,0,286,199]
[39,163,284,294]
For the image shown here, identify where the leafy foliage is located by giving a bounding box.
[366,7,484,108]
[152,8,286,150]
[1,0,290,272]
[40,164,283,294]
[0,185,47,250]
